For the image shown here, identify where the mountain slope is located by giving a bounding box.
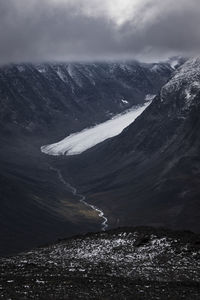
[0,61,173,140]
[60,57,200,232]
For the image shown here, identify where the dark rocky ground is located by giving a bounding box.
[0,227,200,299]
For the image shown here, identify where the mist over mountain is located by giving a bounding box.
[0,0,199,64]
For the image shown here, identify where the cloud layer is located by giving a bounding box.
[0,0,200,64]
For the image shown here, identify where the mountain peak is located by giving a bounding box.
[160,56,200,110]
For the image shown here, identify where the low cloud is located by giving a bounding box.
[0,0,200,64]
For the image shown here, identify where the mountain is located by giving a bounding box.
[0,60,174,256]
[0,61,173,140]
[1,226,200,299]
[59,57,200,233]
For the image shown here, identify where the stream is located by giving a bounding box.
[50,166,108,231]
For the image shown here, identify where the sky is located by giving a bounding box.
[0,0,200,65]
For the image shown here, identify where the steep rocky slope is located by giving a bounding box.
[1,227,200,299]
[60,57,200,233]
[0,61,173,140]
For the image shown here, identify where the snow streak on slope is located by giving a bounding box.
[41,102,151,156]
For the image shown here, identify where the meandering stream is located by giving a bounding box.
[50,166,108,231]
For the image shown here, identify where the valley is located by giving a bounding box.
[54,57,200,234]
[1,57,200,299]
[0,60,172,256]
[1,1,199,299]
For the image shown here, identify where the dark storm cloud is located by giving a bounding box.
[0,0,200,64]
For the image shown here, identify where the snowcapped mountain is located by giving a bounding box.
[161,57,200,110]
[61,57,200,233]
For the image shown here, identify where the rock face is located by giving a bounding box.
[61,57,200,233]
[0,61,173,139]
[0,227,200,299]
[0,60,174,256]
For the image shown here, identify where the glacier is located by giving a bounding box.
[41,101,151,156]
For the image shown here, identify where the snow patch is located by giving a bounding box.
[145,94,156,102]
[151,64,162,72]
[121,99,129,104]
[16,65,25,72]
[170,59,179,70]
[55,68,66,82]
[36,65,46,73]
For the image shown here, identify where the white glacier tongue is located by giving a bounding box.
[41,102,150,156]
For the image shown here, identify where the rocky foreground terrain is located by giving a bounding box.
[1,227,200,299]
